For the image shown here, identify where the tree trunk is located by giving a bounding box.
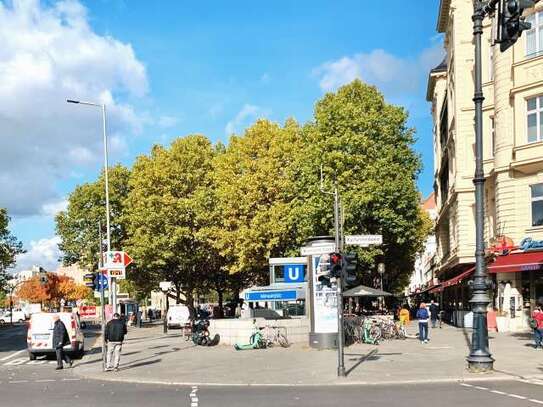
[217,289,224,318]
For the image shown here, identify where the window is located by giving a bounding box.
[489,43,494,81]
[527,96,543,143]
[526,11,543,56]
[490,117,496,157]
[531,184,543,226]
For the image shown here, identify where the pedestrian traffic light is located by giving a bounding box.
[329,252,342,278]
[84,273,96,290]
[316,255,333,287]
[342,253,358,288]
[497,0,535,52]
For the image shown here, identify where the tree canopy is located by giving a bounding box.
[0,208,24,291]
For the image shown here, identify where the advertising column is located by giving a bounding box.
[306,236,338,349]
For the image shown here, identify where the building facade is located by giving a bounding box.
[428,0,543,331]
[407,193,438,296]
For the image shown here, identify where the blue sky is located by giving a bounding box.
[1,0,443,270]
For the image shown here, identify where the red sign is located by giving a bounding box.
[79,306,97,319]
[123,252,133,266]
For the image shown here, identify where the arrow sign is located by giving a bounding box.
[123,252,133,267]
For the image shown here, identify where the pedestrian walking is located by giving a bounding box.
[52,315,72,370]
[531,305,543,349]
[399,305,410,326]
[105,312,127,371]
[429,300,440,328]
[416,303,430,344]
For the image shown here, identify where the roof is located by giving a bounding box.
[343,285,392,297]
[426,57,447,102]
[437,0,452,33]
[421,192,436,211]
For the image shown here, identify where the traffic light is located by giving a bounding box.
[316,254,333,287]
[329,253,342,278]
[497,0,535,52]
[84,273,96,290]
[342,253,358,288]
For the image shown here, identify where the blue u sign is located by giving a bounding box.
[284,264,305,283]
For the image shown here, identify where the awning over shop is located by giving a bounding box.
[488,250,543,273]
[441,267,475,288]
[343,285,392,297]
[428,284,443,294]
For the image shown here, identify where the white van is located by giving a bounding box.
[0,310,27,324]
[27,312,84,360]
[167,305,191,328]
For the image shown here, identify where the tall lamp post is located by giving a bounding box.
[66,99,116,313]
[377,263,385,310]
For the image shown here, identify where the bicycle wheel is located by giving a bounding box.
[277,333,289,348]
[370,325,382,343]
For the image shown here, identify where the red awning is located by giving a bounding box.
[429,285,443,294]
[488,250,543,273]
[441,267,475,288]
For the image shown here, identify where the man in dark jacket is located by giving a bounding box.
[52,315,72,370]
[105,313,127,371]
[429,300,440,328]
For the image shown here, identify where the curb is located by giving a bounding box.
[74,371,543,388]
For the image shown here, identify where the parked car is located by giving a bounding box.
[167,305,191,328]
[0,310,27,324]
[27,312,84,360]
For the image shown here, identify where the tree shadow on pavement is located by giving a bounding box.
[345,349,380,377]
[119,358,161,371]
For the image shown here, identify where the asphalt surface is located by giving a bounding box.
[4,324,543,406]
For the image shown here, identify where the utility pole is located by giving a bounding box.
[99,221,107,372]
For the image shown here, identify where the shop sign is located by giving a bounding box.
[519,237,543,252]
[488,235,516,255]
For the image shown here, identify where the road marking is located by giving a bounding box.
[459,383,473,387]
[474,386,488,390]
[35,379,55,383]
[0,350,26,361]
[529,399,543,405]
[460,382,543,405]
[507,394,527,400]
[490,390,507,395]
[8,380,28,384]
[190,385,199,407]
[4,358,27,366]
[61,378,81,381]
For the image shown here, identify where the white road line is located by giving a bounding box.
[529,399,543,405]
[490,390,507,395]
[474,386,488,390]
[35,379,55,383]
[190,385,199,407]
[0,349,26,361]
[8,380,28,384]
[61,378,81,381]
[507,394,527,400]
[459,383,473,387]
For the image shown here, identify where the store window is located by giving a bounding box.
[527,96,543,143]
[531,183,543,226]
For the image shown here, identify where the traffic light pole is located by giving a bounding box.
[99,221,107,372]
[467,0,497,372]
[334,184,346,377]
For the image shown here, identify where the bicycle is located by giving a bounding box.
[262,325,289,348]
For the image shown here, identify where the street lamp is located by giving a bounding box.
[159,281,172,334]
[66,99,116,313]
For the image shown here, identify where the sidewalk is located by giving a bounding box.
[75,322,543,386]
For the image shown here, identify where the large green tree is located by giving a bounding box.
[0,208,24,290]
[56,164,131,270]
[210,119,305,281]
[124,135,220,309]
[295,80,428,291]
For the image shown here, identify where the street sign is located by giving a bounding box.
[94,273,109,290]
[301,244,336,256]
[345,234,383,247]
[103,251,133,269]
[105,268,126,279]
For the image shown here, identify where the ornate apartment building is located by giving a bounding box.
[427,0,543,331]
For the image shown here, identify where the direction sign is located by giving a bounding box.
[94,273,108,290]
[103,251,133,270]
[300,244,336,256]
[100,268,126,280]
[345,235,383,247]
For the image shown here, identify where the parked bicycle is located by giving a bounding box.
[262,325,289,348]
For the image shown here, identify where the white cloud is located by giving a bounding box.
[12,236,62,272]
[0,0,148,216]
[313,43,445,98]
[41,199,68,216]
[225,104,270,136]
